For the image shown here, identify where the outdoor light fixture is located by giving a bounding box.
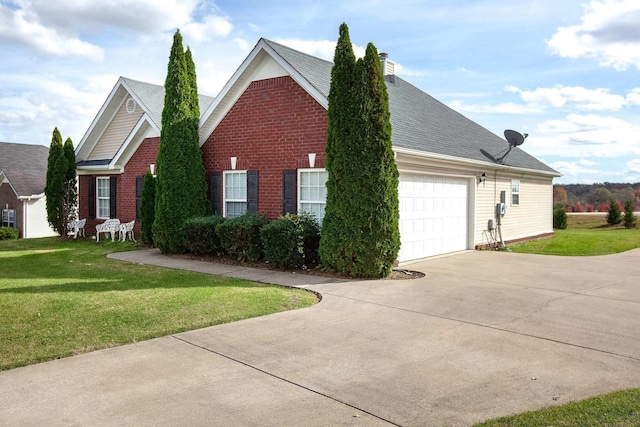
[149,164,156,176]
[478,172,487,184]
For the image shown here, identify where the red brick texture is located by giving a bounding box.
[78,76,328,235]
[0,183,22,237]
[202,76,327,219]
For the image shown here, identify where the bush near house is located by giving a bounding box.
[0,227,18,240]
[184,215,226,255]
[216,213,269,262]
[261,213,320,269]
[553,204,567,230]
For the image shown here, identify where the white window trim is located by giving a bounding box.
[96,177,110,219]
[223,170,247,218]
[1,208,16,228]
[298,168,328,221]
[511,179,520,207]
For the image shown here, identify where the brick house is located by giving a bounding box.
[0,142,57,238]
[75,38,560,262]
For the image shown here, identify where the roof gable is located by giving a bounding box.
[0,142,49,197]
[76,76,214,170]
[204,38,558,175]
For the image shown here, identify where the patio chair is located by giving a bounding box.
[70,218,86,239]
[119,220,136,242]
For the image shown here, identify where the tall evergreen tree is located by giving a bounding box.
[62,137,77,236]
[140,169,156,245]
[319,24,400,277]
[45,128,67,235]
[319,22,359,274]
[352,43,400,277]
[153,30,209,253]
[185,47,200,121]
[623,199,637,229]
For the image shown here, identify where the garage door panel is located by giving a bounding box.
[399,174,469,262]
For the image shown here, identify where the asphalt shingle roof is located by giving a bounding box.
[121,77,215,128]
[263,39,558,174]
[0,142,50,197]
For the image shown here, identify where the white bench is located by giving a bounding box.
[96,219,120,242]
[70,218,86,239]
[119,220,136,242]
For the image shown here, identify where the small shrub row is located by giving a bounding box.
[182,213,321,268]
[0,226,19,240]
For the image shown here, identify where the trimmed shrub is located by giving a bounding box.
[574,202,583,213]
[184,215,226,255]
[553,204,567,229]
[0,227,19,240]
[598,203,609,212]
[623,200,637,229]
[586,204,594,213]
[261,213,321,269]
[216,213,268,262]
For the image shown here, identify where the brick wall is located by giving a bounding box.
[0,183,22,237]
[202,76,328,219]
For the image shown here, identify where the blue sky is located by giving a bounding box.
[1,0,639,184]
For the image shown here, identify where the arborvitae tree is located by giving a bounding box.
[185,47,200,122]
[319,23,359,274]
[153,30,210,253]
[45,127,67,235]
[140,170,156,245]
[623,199,637,229]
[553,204,567,229]
[607,196,622,225]
[351,42,400,277]
[319,24,400,278]
[62,137,77,237]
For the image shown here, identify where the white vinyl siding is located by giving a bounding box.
[224,171,247,218]
[88,97,144,161]
[96,177,110,219]
[298,169,327,222]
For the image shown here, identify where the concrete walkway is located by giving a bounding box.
[1,248,640,426]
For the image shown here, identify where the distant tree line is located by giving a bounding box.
[554,183,640,213]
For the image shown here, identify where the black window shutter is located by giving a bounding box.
[109,176,117,219]
[209,172,221,215]
[88,176,95,219]
[282,169,297,215]
[247,170,259,214]
[135,176,143,220]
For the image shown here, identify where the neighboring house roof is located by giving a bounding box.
[261,39,559,175]
[75,76,215,169]
[0,141,49,197]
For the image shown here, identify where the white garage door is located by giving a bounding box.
[398,174,469,262]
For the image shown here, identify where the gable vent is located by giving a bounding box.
[125,97,137,114]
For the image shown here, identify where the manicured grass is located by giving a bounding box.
[509,214,640,255]
[0,238,318,371]
[473,388,640,427]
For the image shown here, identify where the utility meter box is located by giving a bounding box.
[496,203,506,215]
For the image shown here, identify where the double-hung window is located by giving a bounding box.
[1,208,16,228]
[298,169,327,222]
[224,171,247,218]
[511,179,520,206]
[97,177,111,218]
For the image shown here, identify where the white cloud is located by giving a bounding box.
[0,5,104,61]
[530,113,640,158]
[547,0,640,70]
[510,85,626,111]
[183,14,233,42]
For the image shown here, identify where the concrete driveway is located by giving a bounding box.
[1,249,640,426]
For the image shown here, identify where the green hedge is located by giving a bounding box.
[0,227,19,240]
[216,213,269,262]
[184,215,226,255]
[261,213,320,269]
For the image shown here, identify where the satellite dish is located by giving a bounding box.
[497,130,528,164]
[504,130,527,147]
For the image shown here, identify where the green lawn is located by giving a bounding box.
[510,214,640,255]
[473,388,640,427]
[0,238,317,371]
